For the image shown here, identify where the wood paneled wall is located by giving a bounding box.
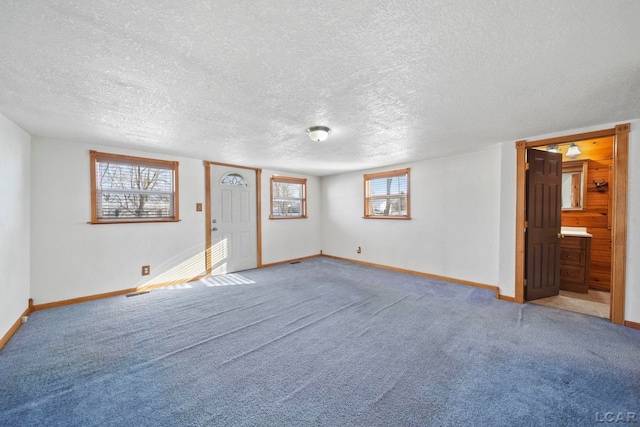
[559,136,613,291]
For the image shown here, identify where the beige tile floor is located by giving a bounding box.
[529,289,610,319]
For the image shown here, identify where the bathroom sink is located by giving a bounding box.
[561,226,592,238]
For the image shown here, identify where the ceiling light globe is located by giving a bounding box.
[566,143,581,158]
[306,126,331,142]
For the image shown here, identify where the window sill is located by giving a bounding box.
[269,216,308,220]
[88,218,180,225]
[362,216,411,220]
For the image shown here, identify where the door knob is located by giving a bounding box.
[212,227,218,231]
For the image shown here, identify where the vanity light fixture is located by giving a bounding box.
[566,143,581,158]
[547,145,559,153]
[306,126,331,142]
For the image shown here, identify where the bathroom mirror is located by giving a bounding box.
[562,160,588,210]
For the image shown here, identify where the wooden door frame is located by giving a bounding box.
[515,123,630,325]
[204,161,263,275]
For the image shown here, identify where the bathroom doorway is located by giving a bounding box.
[514,123,630,325]
[529,137,614,318]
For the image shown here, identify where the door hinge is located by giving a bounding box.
[524,220,528,229]
[525,163,530,171]
[524,279,528,287]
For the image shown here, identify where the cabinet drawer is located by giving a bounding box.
[560,247,586,266]
[561,236,587,249]
[560,265,585,283]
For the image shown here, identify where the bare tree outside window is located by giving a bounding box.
[270,176,307,219]
[98,163,173,218]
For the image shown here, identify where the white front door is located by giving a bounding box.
[209,165,257,275]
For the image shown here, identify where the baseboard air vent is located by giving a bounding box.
[126,291,150,298]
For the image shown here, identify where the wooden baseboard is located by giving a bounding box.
[0,301,33,351]
[498,294,517,303]
[33,275,207,312]
[260,254,322,269]
[34,288,139,311]
[321,254,501,298]
[624,320,640,330]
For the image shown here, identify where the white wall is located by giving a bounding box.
[0,114,31,339]
[497,141,517,297]
[30,138,206,304]
[321,148,503,287]
[260,169,322,265]
[496,118,640,323]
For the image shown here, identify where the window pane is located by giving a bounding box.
[364,169,410,219]
[367,196,408,216]
[272,199,302,216]
[97,162,174,219]
[367,175,407,197]
[221,173,247,186]
[273,182,302,198]
[271,178,306,218]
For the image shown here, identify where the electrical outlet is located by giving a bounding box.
[357,246,361,254]
[142,265,150,276]
[196,203,203,212]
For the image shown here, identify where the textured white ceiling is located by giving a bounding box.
[1,1,639,176]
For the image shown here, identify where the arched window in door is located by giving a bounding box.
[220,172,247,186]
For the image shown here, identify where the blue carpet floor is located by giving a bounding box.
[1,257,639,426]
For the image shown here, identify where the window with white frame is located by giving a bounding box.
[90,151,179,224]
[364,168,410,219]
[270,176,307,219]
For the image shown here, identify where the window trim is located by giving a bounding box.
[89,150,180,224]
[269,175,307,220]
[363,168,411,220]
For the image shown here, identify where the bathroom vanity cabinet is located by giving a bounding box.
[559,235,591,293]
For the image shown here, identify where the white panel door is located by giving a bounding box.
[210,165,257,274]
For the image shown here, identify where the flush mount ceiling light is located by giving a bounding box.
[566,143,581,158]
[547,145,559,153]
[306,126,331,142]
